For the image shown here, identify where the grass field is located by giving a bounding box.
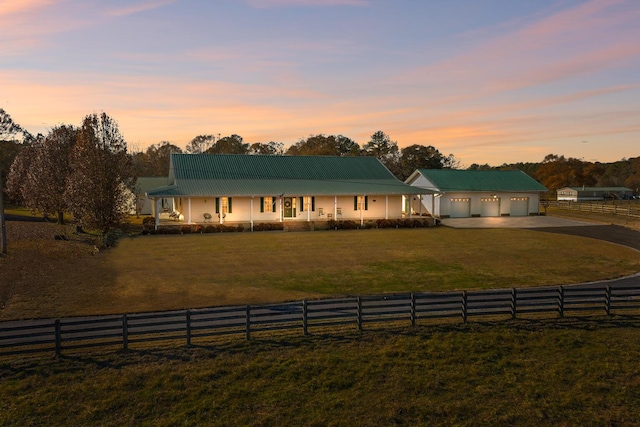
[2,318,640,426]
[2,216,640,425]
[1,222,638,320]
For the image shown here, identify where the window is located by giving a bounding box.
[300,196,315,212]
[354,195,368,210]
[260,196,276,213]
[215,197,232,214]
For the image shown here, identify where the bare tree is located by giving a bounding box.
[65,113,135,239]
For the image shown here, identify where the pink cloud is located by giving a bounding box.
[247,0,368,8]
[107,0,177,17]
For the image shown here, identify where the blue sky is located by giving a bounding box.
[1,0,639,166]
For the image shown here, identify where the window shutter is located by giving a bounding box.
[260,197,264,213]
[354,196,358,210]
[365,196,368,211]
[311,196,315,212]
[228,197,232,213]
[215,198,220,214]
[299,197,304,212]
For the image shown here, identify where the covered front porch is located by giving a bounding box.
[149,193,434,231]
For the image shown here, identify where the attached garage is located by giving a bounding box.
[480,197,501,217]
[450,198,471,218]
[405,169,547,219]
[510,197,529,216]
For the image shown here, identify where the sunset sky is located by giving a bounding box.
[1,0,639,166]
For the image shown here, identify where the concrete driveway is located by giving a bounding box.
[440,215,640,251]
[440,216,595,228]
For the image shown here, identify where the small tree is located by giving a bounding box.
[65,113,135,239]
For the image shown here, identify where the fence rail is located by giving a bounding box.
[1,282,639,357]
[547,201,640,218]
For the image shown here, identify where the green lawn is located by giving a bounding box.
[2,318,639,426]
[1,226,639,320]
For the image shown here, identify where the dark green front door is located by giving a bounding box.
[283,197,295,218]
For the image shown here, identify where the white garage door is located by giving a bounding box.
[450,198,470,218]
[480,198,500,217]
[510,197,529,216]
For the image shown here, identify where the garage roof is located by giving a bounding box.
[408,169,547,192]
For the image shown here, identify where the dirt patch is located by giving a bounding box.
[0,221,111,319]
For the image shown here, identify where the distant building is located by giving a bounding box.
[556,187,634,202]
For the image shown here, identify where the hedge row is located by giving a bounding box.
[327,218,433,230]
[143,222,285,235]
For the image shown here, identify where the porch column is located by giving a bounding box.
[250,197,254,231]
[154,198,160,230]
[307,197,310,222]
[408,195,412,218]
[360,195,364,226]
[385,195,388,219]
[188,198,192,223]
[334,196,337,219]
[279,196,283,222]
[419,195,423,216]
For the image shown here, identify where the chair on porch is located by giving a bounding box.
[318,208,325,218]
[203,213,212,222]
[336,207,342,218]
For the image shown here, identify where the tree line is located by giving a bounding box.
[1,107,639,238]
[131,130,459,181]
[469,154,640,196]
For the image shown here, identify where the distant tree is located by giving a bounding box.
[131,141,178,177]
[534,154,602,192]
[624,157,640,194]
[467,163,494,171]
[6,126,77,223]
[6,144,37,204]
[363,131,398,159]
[65,113,136,238]
[186,134,215,154]
[249,141,284,155]
[335,135,361,156]
[0,108,22,142]
[205,134,249,154]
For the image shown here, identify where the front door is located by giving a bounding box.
[283,197,296,218]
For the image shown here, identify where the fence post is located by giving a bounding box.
[558,286,564,317]
[186,310,191,347]
[410,293,416,327]
[122,314,128,351]
[511,288,517,319]
[605,285,612,315]
[461,291,467,323]
[357,297,363,331]
[302,299,308,336]
[246,305,251,340]
[54,319,62,357]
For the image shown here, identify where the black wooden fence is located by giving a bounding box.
[1,282,638,357]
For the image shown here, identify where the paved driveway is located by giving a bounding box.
[441,216,640,251]
[440,216,595,229]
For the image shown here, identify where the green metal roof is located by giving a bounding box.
[562,187,632,192]
[411,169,547,192]
[147,154,427,197]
